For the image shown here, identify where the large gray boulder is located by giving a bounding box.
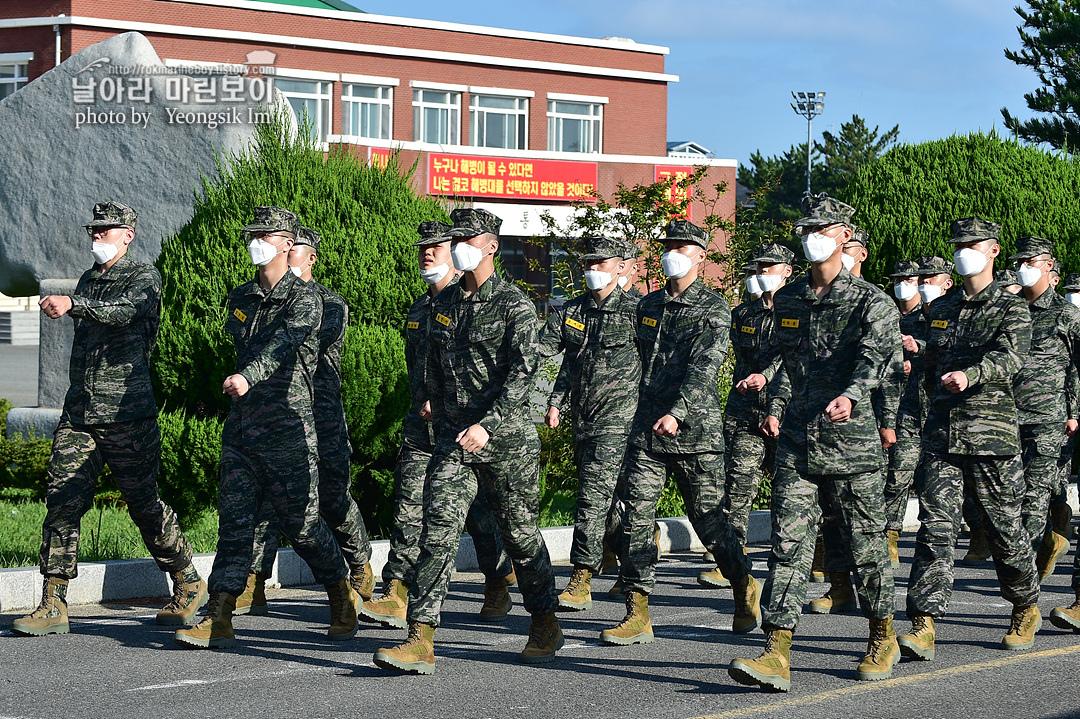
[0,32,268,295]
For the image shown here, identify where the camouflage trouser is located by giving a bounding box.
[907,451,1038,618]
[209,440,347,596]
[884,415,922,533]
[761,464,894,631]
[250,413,372,576]
[570,434,629,571]
[407,429,557,627]
[604,464,630,560]
[619,445,750,595]
[723,417,776,546]
[382,435,513,585]
[39,418,193,579]
[1020,423,1066,556]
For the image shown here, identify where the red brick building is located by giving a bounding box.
[2,0,736,290]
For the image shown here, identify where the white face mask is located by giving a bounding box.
[451,240,491,272]
[662,250,699,279]
[953,247,991,277]
[419,262,450,285]
[618,275,629,289]
[248,237,286,267]
[289,265,303,278]
[745,275,761,296]
[584,270,613,291]
[758,273,783,294]
[801,231,841,264]
[91,241,119,265]
[918,283,943,304]
[841,252,858,271]
[1016,262,1044,288]
[894,281,919,302]
[1068,292,1080,306]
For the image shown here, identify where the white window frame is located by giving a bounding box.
[546,95,604,154]
[411,84,461,146]
[273,75,334,143]
[341,77,395,141]
[468,88,531,151]
[0,52,32,101]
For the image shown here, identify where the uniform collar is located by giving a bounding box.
[91,253,135,281]
[1029,285,1058,309]
[582,288,623,312]
[244,268,298,301]
[662,278,705,305]
[456,271,502,303]
[798,268,855,305]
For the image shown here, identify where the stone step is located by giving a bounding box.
[0,311,40,345]
[0,294,39,312]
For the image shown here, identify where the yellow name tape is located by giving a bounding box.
[740,325,755,334]
[781,318,799,328]
[932,320,948,329]
[406,321,419,330]
[233,308,247,323]
[642,317,658,327]
[565,318,585,331]
[435,313,451,326]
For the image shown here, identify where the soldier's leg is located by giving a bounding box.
[208,443,265,597]
[1019,423,1061,556]
[464,486,513,579]
[383,439,430,584]
[39,421,103,580]
[971,455,1039,608]
[97,418,192,573]
[619,445,669,595]
[828,468,894,619]
[760,464,822,632]
[884,420,920,534]
[569,434,626,571]
[315,420,372,569]
[669,452,751,581]
[725,420,768,547]
[906,452,964,618]
[819,492,852,574]
[248,502,279,579]
[604,466,630,563]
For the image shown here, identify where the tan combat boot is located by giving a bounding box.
[360,578,409,629]
[478,574,512,621]
[697,566,731,588]
[156,564,208,626]
[520,612,564,663]
[174,592,237,649]
[897,613,935,661]
[887,530,900,569]
[1001,604,1041,650]
[1036,531,1069,582]
[808,572,858,615]
[732,574,761,634]
[728,629,792,692]
[325,577,360,641]
[810,535,826,582]
[233,572,268,616]
[600,591,654,645]
[856,616,900,680]
[350,562,376,602]
[373,622,435,674]
[1049,590,1080,632]
[557,566,593,611]
[960,527,990,565]
[11,577,70,636]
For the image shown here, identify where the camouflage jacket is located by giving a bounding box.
[426,272,539,462]
[538,287,640,439]
[922,281,1031,456]
[896,304,931,428]
[62,254,161,425]
[768,271,897,475]
[629,279,730,454]
[222,271,322,448]
[1014,286,1080,426]
[725,297,783,425]
[312,281,349,420]
[401,282,457,447]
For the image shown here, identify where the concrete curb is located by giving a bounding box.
[2,488,1076,612]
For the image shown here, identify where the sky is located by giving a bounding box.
[365,0,1038,169]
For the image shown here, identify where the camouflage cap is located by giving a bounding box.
[741,262,758,274]
[1064,273,1080,292]
[793,193,856,229]
[917,255,954,276]
[663,219,710,249]
[949,216,1000,245]
[618,239,640,260]
[242,206,299,235]
[750,242,795,265]
[84,201,137,230]
[889,259,922,279]
[446,208,502,238]
[579,236,625,263]
[1008,235,1055,261]
[414,220,452,247]
[294,226,321,250]
[846,226,869,248]
[995,268,1020,286]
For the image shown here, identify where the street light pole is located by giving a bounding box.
[790,91,825,195]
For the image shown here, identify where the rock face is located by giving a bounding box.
[0,32,267,295]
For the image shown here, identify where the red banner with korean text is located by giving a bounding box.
[428,153,597,201]
[654,165,693,220]
[368,147,391,169]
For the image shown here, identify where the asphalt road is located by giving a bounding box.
[3,540,1080,719]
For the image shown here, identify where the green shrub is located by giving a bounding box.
[157,410,224,528]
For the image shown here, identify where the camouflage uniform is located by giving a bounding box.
[1010,237,1080,556]
[620,220,751,595]
[40,202,193,580]
[538,236,640,572]
[408,210,557,627]
[209,207,347,597]
[722,243,790,546]
[249,227,372,577]
[907,218,1037,619]
[761,197,897,631]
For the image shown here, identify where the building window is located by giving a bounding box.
[470,95,527,150]
[342,84,392,140]
[413,89,460,145]
[274,78,332,142]
[0,61,29,101]
[547,100,602,154]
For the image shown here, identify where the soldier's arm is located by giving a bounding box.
[766,362,790,421]
[874,344,905,430]
[479,297,539,435]
[961,299,1030,387]
[237,289,323,388]
[536,306,566,360]
[68,267,160,327]
[667,301,731,425]
[547,356,571,411]
[838,294,892,406]
[1066,314,1080,420]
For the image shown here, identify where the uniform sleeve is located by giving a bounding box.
[237,289,323,388]
[872,344,905,430]
[479,298,539,435]
[536,307,566,360]
[767,363,790,419]
[68,268,160,327]
[838,293,892,406]
[962,299,1030,388]
[547,357,571,411]
[667,300,731,424]
[1066,313,1080,421]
